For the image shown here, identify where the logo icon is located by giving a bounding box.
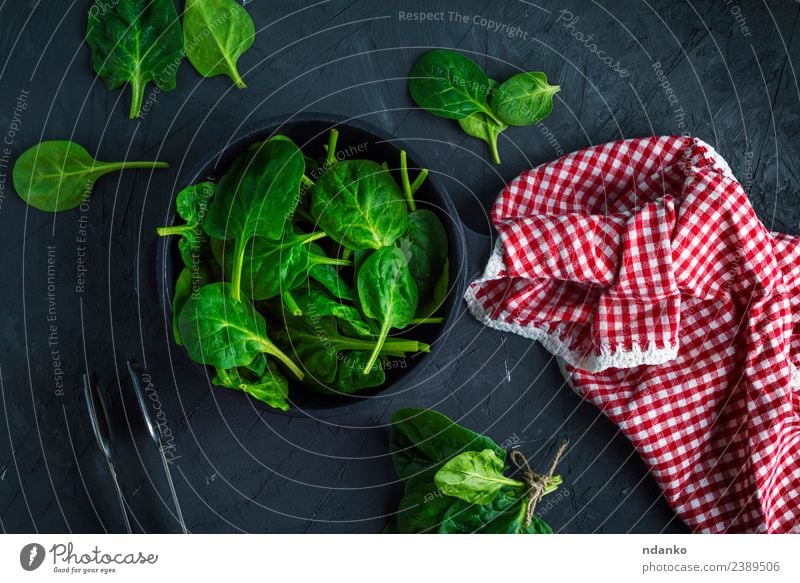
[20,543,46,571]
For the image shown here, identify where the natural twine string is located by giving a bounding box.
[508,440,569,528]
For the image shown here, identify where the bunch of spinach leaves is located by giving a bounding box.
[158,131,450,410]
[86,0,256,118]
[408,50,560,164]
[386,408,564,534]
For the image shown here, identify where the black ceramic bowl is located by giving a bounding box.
[157,114,475,415]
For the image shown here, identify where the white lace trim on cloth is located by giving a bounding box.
[464,237,679,373]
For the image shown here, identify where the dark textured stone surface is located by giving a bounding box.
[0,0,798,533]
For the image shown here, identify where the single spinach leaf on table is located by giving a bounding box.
[12,140,169,212]
[183,0,255,89]
[408,49,498,121]
[86,0,184,118]
[401,209,448,301]
[213,359,290,411]
[357,247,419,373]
[157,182,216,267]
[177,282,304,379]
[311,159,408,251]
[389,408,506,481]
[203,136,306,301]
[491,72,560,126]
[434,449,524,505]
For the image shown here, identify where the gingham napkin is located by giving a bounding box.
[465,135,800,533]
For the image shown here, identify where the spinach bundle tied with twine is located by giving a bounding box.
[386,408,568,534]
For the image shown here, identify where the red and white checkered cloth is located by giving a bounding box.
[465,135,800,533]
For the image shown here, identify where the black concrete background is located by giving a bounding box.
[1,0,798,534]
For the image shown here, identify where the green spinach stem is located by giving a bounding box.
[282,291,303,316]
[156,224,192,236]
[410,168,429,194]
[258,338,304,380]
[301,174,315,188]
[408,317,444,325]
[312,256,352,268]
[129,74,145,119]
[300,231,327,244]
[229,235,248,302]
[399,150,416,211]
[103,160,170,172]
[325,128,339,166]
[489,134,502,165]
[227,60,247,89]
[363,318,393,373]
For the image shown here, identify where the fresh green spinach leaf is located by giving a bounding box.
[223,231,349,301]
[203,136,306,301]
[357,247,418,373]
[407,51,560,164]
[491,72,560,126]
[415,257,450,319]
[213,359,290,411]
[458,113,507,165]
[290,287,373,337]
[183,0,255,89]
[408,49,497,121]
[273,314,424,394]
[86,0,184,118]
[157,182,216,266]
[311,159,408,251]
[389,408,506,481]
[13,140,168,212]
[396,476,456,534]
[172,264,210,346]
[178,282,304,379]
[434,449,524,505]
[401,209,448,301]
[439,488,553,534]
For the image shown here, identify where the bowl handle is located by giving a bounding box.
[461,223,495,281]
